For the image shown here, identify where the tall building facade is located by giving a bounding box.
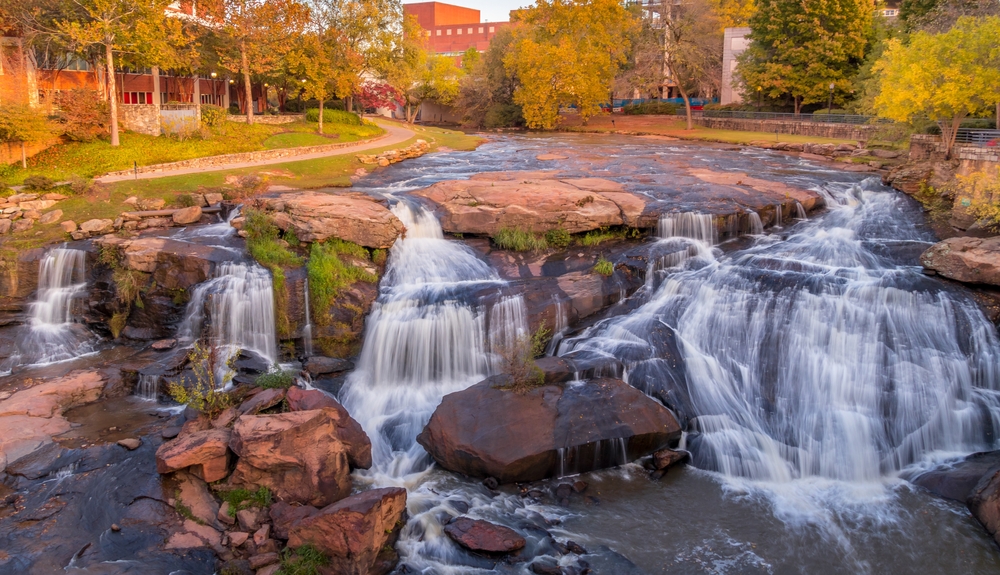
[404,2,512,58]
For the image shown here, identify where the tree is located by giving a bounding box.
[504,0,636,129]
[901,0,999,32]
[357,81,399,112]
[710,0,757,29]
[203,0,309,124]
[738,0,873,114]
[874,16,1000,158]
[0,104,51,168]
[386,14,427,123]
[456,26,520,128]
[288,26,358,134]
[663,1,723,129]
[52,0,184,146]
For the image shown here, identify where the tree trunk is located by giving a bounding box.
[346,95,353,114]
[241,41,253,125]
[793,96,801,116]
[318,98,324,135]
[996,102,999,130]
[940,115,965,160]
[21,142,27,169]
[105,42,120,146]
[678,83,693,130]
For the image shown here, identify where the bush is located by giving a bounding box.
[218,486,272,517]
[484,103,524,129]
[307,239,378,327]
[167,342,237,417]
[54,89,110,142]
[67,175,93,195]
[305,108,362,126]
[201,104,226,127]
[544,228,571,248]
[23,175,57,191]
[593,256,614,276]
[580,226,641,246]
[279,544,329,575]
[495,325,550,394]
[623,101,679,115]
[255,366,294,389]
[493,228,548,251]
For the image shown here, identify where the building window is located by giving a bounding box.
[468,28,472,34]
[457,28,462,34]
[436,29,441,36]
[447,29,452,35]
[489,26,495,33]
[479,27,484,33]
[123,92,153,105]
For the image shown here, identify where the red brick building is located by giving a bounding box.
[404,2,512,57]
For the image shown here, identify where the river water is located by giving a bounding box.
[337,133,1000,574]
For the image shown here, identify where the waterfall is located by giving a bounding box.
[795,201,807,219]
[179,262,278,366]
[557,438,629,478]
[136,374,159,401]
[487,294,529,370]
[31,248,87,327]
[302,277,314,357]
[546,296,569,355]
[746,211,764,235]
[657,212,717,244]
[340,202,506,476]
[774,203,783,227]
[563,181,1000,491]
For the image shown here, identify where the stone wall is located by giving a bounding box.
[227,114,303,124]
[102,131,390,178]
[908,134,1000,167]
[694,117,879,141]
[119,105,161,136]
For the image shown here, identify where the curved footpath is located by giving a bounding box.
[94,119,415,184]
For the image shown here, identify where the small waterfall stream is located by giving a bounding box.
[746,210,764,235]
[302,278,314,357]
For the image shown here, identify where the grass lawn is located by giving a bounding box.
[1,118,385,185]
[558,114,856,146]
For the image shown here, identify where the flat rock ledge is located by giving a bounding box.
[921,236,1000,286]
[252,191,404,248]
[417,376,681,484]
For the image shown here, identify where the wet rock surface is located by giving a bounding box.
[444,516,527,554]
[418,377,682,483]
[921,236,1000,286]
[260,191,404,248]
[910,451,1000,502]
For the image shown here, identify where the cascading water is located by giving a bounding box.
[563,178,1000,494]
[179,262,278,367]
[795,201,807,219]
[746,210,764,235]
[773,203,783,227]
[657,212,717,243]
[136,374,159,402]
[302,278,314,357]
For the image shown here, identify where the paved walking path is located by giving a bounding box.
[95,119,415,184]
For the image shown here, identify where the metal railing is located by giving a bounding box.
[701,110,888,125]
[955,129,1000,148]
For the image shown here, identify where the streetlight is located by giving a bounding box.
[827,82,835,115]
[756,86,762,113]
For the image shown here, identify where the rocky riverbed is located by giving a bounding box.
[2,133,1000,574]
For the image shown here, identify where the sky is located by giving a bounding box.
[404,0,535,24]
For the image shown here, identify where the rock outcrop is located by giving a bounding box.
[968,466,1000,548]
[286,487,407,575]
[155,428,233,482]
[444,517,526,554]
[921,236,1000,286]
[96,236,235,290]
[417,377,681,483]
[259,191,404,248]
[228,407,372,507]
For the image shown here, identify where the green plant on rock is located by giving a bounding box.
[580,226,640,247]
[278,543,329,575]
[544,228,571,249]
[492,228,548,251]
[255,365,295,389]
[243,208,303,338]
[167,341,237,417]
[593,256,614,276]
[108,311,129,339]
[495,324,550,394]
[217,486,272,517]
[307,239,377,327]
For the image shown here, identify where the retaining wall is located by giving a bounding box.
[119,105,161,136]
[909,134,1000,171]
[694,117,879,141]
[227,114,303,124]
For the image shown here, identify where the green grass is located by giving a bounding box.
[579,226,642,246]
[493,228,548,251]
[263,132,338,149]
[544,228,571,248]
[255,366,295,389]
[593,256,614,276]
[217,486,273,517]
[244,209,303,338]
[307,239,378,327]
[278,544,328,575]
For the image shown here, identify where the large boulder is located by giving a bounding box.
[417,377,681,483]
[286,487,407,575]
[155,428,233,482]
[261,191,404,248]
[411,172,645,235]
[228,408,372,507]
[968,465,1000,547]
[444,517,526,554]
[910,451,1000,502]
[96,236,233,290]
[921,236,1000,286]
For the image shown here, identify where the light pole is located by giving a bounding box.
[210,71,217,105]
[827,82,835,115]
[757,86,762,113]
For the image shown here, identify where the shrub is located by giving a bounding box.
[544,228,571,248]
[54,89,110,142]
[23,175,57,191]
[492,228,548,251]
[954,167,1000,229]
[231,174,270,205]
[255,366,294,389]
[593,256,614,276]
[580,226,641,246]
[176,193,198,208]
[623,101,679,115]
[307,239,377,327]
[305,108,362,126]
[201,104,226,127]
[67,175,93,195]
[167,341,237,417]
[279,544,329,575]
[495,325,550,393]
[484,103,524,129]
[218,486,272,517]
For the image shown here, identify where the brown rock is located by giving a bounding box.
[229,409,369,506]
[214,406,238,428]
[38,209,63,225]
[117,438,142,450]
[968,467,1000,547]
[99,236,231,290]
[151,338,177,350]
[287,487,407,575]
[173,205,203,225]
[41,192,67,201]
[257,565,281,575]
[921,237,1000,286]
[219,502,236,526]
[237,508,263,532]
[417,377,681,484]
[12,219,34,233]
[0,219,10,235]
[80,218,114,234]
[155,428,233,482]
[249,552,279,569]
[137,198,166,210]
[238,388,286,415]
[443,517,526,554]
[270,501,318,540]
[19,199,57,211]
[284,388,371,468]
[60,220,77,233]
[205,192,224,205]
[176,472,222,528]
[253,524,271,545]
[228,531,249,547]
[652,448,688,470]
[263,191,404,248]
